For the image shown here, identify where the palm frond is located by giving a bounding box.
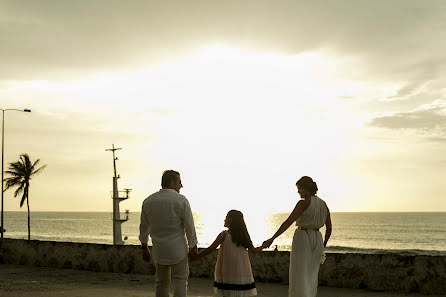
[32,158,40,169]
[18,155,27,173]
[4,175,21,183]
[14,183,25,198]
[8,162,26,175]
[4,176,23,192]
[20,154,29,163]
[32,164,47,176]
[4,170,22,177]
[22,154,31,171]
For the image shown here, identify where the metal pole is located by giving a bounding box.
[0,108,31,239]
[112,145,117,178]
[1,110,4,239]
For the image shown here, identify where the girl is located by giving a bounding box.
[194,210,266,297]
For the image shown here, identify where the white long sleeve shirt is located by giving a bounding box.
[139,189,198,265]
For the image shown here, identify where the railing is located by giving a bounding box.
[110,212,130,221]
[109,190,131,199]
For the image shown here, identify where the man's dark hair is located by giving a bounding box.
[161,170,180,188]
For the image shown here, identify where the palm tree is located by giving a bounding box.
[3,154,46,240]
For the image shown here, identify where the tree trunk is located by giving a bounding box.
[26,193,30,240]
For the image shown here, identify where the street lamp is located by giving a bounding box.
[1,108,31,239]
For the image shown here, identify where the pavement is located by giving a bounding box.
[0,264,443,297]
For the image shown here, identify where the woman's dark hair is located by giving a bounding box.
[161,170,180,188]
[296,176,318,195]
[227,210,253,249]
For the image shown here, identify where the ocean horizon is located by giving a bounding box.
[3,211,446,256]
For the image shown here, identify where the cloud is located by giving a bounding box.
[3,0,446,139]
[386,58,444,101]
[368,101,446,135]
[388,81,426,100]
[1,0,445,82]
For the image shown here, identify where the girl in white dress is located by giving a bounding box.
[263,176,332,297]
[194,210,266,297]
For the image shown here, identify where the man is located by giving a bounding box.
[139,170,198,297]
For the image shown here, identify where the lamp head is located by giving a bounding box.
[24,109,31,112]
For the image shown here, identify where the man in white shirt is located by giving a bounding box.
[139,170,198,297]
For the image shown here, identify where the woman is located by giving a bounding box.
[263,176,332,297]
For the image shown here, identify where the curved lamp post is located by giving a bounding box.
[1,108,31,239]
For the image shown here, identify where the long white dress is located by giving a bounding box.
[289,195,328,297]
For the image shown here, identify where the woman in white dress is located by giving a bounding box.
[263,176,332,297]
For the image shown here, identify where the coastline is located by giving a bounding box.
[325,246,446,257]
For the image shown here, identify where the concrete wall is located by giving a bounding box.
[0,239,444,294]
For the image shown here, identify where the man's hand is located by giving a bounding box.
[188,245,198,259]
[189,252,200,262]
[142,247,150,263]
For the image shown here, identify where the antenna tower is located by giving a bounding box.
[105,144,131,245]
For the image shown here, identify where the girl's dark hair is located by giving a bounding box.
[227,210,253,249]
[296,176,318,195]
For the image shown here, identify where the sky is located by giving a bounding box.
[1,0,446,217]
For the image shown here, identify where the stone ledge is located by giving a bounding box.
[0,239,444,294]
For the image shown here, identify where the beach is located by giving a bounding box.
[1,264,444,297]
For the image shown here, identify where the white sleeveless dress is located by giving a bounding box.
[214,232,257,296]
[289,195,328,297]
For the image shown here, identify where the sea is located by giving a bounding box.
[3,211,446,256]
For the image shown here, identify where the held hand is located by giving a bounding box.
[188,245,198,259]
[142,248,151,263]
[189,252,200,262]
[262,238,274,248]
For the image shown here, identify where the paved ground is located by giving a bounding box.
[0,264,444,297]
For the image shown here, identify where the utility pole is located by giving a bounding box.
[105,144,130,245]
[1,108,31,239]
